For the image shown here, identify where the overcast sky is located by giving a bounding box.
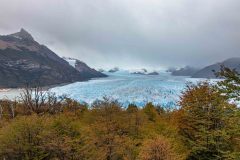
[0,0,239,69]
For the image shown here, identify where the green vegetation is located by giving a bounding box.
[0,67,239,160]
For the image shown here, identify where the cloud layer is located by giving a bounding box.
[0,0,240,69]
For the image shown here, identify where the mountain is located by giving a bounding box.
[166,67,177,73]
[171,66,199,76]
[130,68,148,75]
[192,58,240,78]
[63,57,107,78]
[108,67,119,73]
[147,71,159,75]
[98,68,105,73]
[130,69,159,75]
[0,28,87,88]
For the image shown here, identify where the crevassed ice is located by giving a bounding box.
[50,71,205,108]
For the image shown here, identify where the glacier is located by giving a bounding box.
[50,71,210,108]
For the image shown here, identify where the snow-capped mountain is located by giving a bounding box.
[63,57,107,79]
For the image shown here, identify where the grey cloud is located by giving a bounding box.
[0,0,240,69]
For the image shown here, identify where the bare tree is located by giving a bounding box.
[9,103,15,119]
[20,85,47,114]
[19,85,66,114]
[46,92,65,114]
[0,100,16,119]
[0,103,3,120]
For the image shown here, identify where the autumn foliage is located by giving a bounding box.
[0,67,239,159]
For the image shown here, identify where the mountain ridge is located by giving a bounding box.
[192,57,240,78]
[63,57,107,78]
[0,29,103,88]
[171,66,199,76]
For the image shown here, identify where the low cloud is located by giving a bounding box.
[0,0,239,69]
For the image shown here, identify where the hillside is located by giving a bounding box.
[192,58,240,78]
[171,66,199,76]
[63,57,107,78]
[0,29,86,88]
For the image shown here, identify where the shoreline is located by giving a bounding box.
[0,75,109,92]
[0,82,75,100]
[0,76,108,100]
[0,83,69,92]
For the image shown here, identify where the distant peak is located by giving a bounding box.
[223,57,240,62]
[20,28,28,34]
[10,28,34,41]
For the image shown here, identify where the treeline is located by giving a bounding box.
[0,67,239,160]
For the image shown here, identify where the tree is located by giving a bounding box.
[126,104,144,138]
[0,100,17,119]
[178,82,239,159]
[143,102,158,122]
[20,86,47,114]
[216,66,240,158]
[216,66,240,101]
[63,97,88,116]
[41,114,91,160]
[89,98,129,160]
[19,86,67,115]
[0,114,91,160]
[139,136,178,160]
[0,115,48,159]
